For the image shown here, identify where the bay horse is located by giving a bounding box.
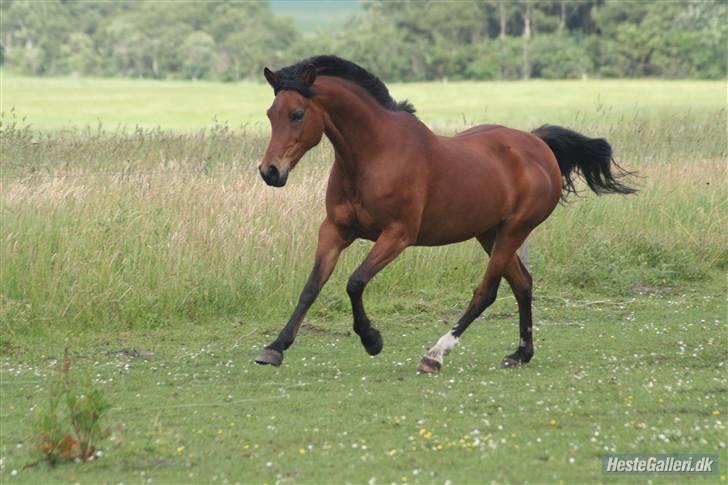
[254,55,634,373]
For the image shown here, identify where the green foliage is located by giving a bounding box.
[33,348,113,465]
[1,0,298,81]
[466,38,524,80]
[179,31,216,80]
[590,0,728,79]
[0,0,725,81]
[33,378,71,466]
[66,379,112,462]
[530,34,592,79]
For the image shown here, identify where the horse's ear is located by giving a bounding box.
[263,67,278,89]
[301,63,316,86]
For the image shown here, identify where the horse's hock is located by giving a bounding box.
[518,241,529,269]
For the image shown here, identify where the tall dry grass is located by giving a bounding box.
[1,110,725,342]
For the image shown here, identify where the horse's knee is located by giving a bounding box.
[346,275,366,297]
[510,268,532,304]
[482,281,500,306]
[518,258,533,286]
[299,284,318,306]
[470,285,498,316]
[515,285,532,304]
[482,289,497,308]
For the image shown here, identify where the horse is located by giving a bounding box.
[254,55,634,373]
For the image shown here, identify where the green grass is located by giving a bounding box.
[1,74,724,131]
[1,77,726,482]
[1,288,726,482]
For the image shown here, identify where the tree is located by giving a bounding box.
[3,0,74,74]
[180,31,216,80]
[0,0,723,81]
[60,32,96,75]
[530,34,592,78]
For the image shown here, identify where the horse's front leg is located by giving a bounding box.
[347,224,413,356]
[255,219,350,366]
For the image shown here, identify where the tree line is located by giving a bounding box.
[1,0,725,82]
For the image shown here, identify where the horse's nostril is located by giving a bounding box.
[260,164,286,187]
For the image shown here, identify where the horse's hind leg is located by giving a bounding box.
[499,254,534,368]
[417,227,529,373]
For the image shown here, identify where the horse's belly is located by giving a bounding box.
[415,208,502,246]
[415,170,507,246]
[414,231,473,247]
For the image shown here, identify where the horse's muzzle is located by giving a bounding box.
[259,164,289,187]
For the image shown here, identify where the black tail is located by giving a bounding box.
[533,125,636,200]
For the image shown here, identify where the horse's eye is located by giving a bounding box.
[290,109,305,122]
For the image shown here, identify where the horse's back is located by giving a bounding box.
[451,124,561,192]
[454,123,505,138]
[457,124,562,217]
[415,124,562,245]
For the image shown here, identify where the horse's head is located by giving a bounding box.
[259,64,325,187]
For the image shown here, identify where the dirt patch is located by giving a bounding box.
[301,323,351,337]
[107,348,155,359]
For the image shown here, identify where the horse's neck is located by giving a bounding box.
[316,79,391,176]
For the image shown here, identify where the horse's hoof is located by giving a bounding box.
[416,356,441,374]
[255,348,283,366]
[362,329,383,356]
[501,349,533,369]
[500,357,521,368]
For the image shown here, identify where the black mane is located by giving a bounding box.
[271,55,416,115]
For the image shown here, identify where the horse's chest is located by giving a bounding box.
[328,172,411,240]
[329,199,383,241]
[346,200,381,240]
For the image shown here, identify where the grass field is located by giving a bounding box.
[1,291,725,483]
[2,74,725,131]
[1,76,726,482]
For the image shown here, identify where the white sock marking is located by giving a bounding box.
[425,332,459,364]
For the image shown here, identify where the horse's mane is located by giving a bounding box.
[271,55,416,115]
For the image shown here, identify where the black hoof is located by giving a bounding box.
[361,328,383,356]
[500,350,532,369]
[416,356,442,374]
[255,348,283,366]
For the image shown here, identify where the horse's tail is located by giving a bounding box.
[532,125,636,199]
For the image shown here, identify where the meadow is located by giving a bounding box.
[1,76,726,483]
[2,75,724,131]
